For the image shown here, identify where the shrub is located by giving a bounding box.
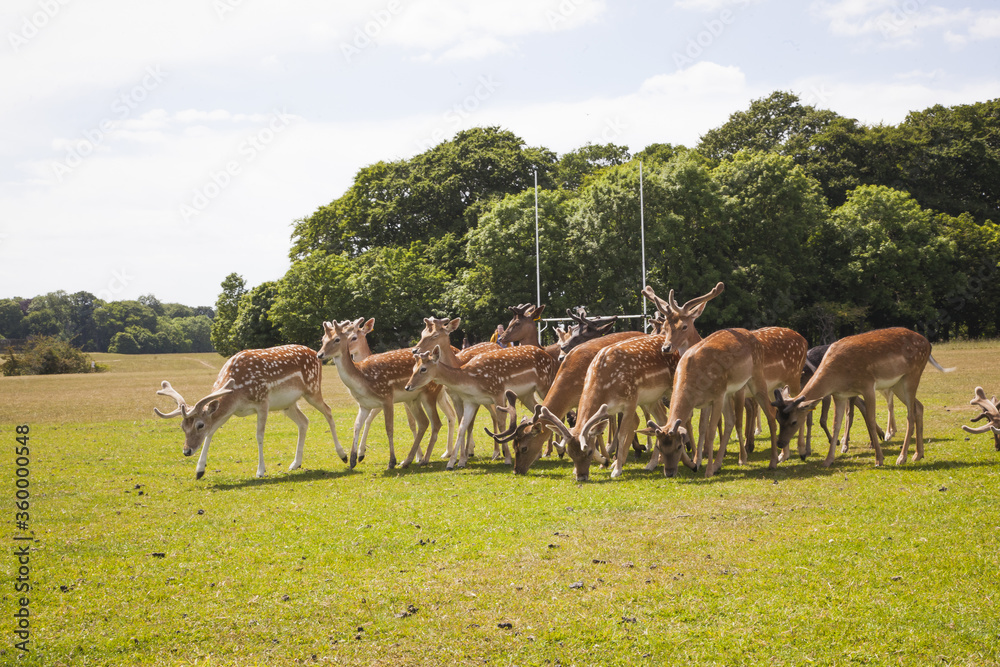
[1,335,98,376]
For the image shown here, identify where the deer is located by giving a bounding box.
[556,308,619,357]
[154,344,346,479]
[961,387,1000,451]
[771,327,954,467]
[800,344,885,457]
[412,316,503,461]
[317,320,446,470]
[404,343,558,470]
[487,330,646,473]
[332,317,458,467]
[522,284,725,480]
[739,327,808,466]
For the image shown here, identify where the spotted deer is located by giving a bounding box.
[771,327,954,467]
[412,316,502,460]
[317,320,446,469]
[154,344,345,479]
[488,331,645,474]
[404,344,557,470]
[337,317,457,464]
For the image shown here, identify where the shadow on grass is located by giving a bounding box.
[209,466,354,491]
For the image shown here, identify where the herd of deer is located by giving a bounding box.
[154,283,1000,482]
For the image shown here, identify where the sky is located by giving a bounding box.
[1,0,998,308]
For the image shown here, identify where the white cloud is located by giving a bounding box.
[673,0,756,10]
[811,1,1000,48]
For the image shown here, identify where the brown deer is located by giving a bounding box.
[771,327,953,467]
[317,321,444,470]
[404,343,557,470]
[154,344,345,479]
[488,331,645,474]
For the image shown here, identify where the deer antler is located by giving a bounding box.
[578,404,611,452]
[677,282,725,315]
[536,405,573,441]
[963,387,1000,434]
[154,381,189,418]
[191,378,236,414]
[641,286,672,315]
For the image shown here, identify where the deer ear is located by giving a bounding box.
[447,318,461,332]
[206,399,222,415]
[430,345,441,362]
[362,318,375,334]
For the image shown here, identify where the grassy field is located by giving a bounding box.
[1,343,999,666]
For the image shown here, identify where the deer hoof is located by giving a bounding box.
[340,455,348,464]
[195,470,205,480]
[746,441,755,454]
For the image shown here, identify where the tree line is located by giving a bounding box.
[215,92,999,355]
[0,292,215,354]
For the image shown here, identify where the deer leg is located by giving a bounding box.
[283,403,309,471]
[841,398,855,453]
[450,404,478,470]
[743,396,755,460]
[826,398,848,467]
[884,390,897,441]
[858,388,883,466]
[611,408,639,479]
[194,417,225,480]
[645,402,667,472]
[381,402,399,470]
[254,406,269,478]
[893,378,922,464]
[303,394,347,464]
[437,390,456,461]
[712,395,739,475]
[416,393,439,465]
[819,396,833,447]
[703,400,725,478]
[693,407,710,472]
[399,399,429,469]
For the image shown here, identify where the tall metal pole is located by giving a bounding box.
[639,160,647,330]
[535,170,542,340]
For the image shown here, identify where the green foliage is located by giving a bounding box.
[211,273,247,357]
[270,252,356,346]
[1,334,97,375]
[108,330,141,354]
[231,281,284,351]
[0,298,26,339]
[829,185,957,331]
[554,142,631,190]
[289,126,557,259]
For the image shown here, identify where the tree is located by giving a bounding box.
[449,188,577,341]
[175,315,214,352]
[932,212,1000,338]
[289,127,557,259]
[92,300,158,351]
[211,273,247,357]
[108,331,140,354]
[2,335,96,375]
[555,143,631,190]
[711,151,830,330]
[828,185,957,335]
[231,282,284,351]
[0,299,25,339]
[270,253,357,346]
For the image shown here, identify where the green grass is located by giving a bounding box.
[1,343,999,666]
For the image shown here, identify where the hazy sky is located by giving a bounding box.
[2,0,998,307]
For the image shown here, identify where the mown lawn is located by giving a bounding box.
[1,344,998,666]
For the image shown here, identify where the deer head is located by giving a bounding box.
[535,404,609,482]
[642,282,724,356]
[962,386,1000,451]
[637,419,688,477]
[405,346,441,392]
[154,379,236,456]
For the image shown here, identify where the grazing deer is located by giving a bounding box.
[740,327,808,466]
[317,321,445,470]
[488,331,645,473]
[404,344,557,470]
[527,283,725,480]
[961,387,1000,451]
[771,327,953,467]
[655,328,774,478]
[154,344,345,479]
[800,344,885,457]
